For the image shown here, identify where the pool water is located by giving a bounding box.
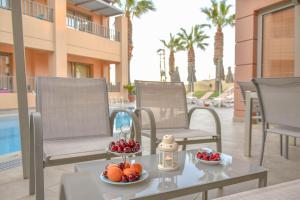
[0,116,21,156]
[0,112,131,156]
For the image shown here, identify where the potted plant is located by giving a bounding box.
[124,84,135,102]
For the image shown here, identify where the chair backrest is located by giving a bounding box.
[237,81,257,102]
[135,80,189,129]
[253,77,300,128]
[36,77,111,140]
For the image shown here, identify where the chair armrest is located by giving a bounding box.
[188,107,221,137]
[134,107,157,154]
[110,109,141,143]
[134,107,156,137]
[29,112,44,196]
[30,112,43,156]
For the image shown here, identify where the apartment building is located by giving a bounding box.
[0,0,128,109]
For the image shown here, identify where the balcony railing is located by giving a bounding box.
[107,82,121,92]
[22,0,53,22]
[66,14,120,42]
[0,76,120,93]
[0,76,35,93]
[0,0,53,22]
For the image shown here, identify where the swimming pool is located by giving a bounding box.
[0,112,131,156]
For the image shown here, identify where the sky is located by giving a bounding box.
[126,0,236,83]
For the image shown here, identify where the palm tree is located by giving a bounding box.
[177,24,209,92]
[113,0,156,83]
[201,0,235,92]
[160,34,184,82]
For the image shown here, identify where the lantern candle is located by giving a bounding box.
[158,135,179,171]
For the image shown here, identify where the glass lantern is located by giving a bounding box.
[158,135,179,171]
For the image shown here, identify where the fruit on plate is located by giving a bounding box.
[106,166,123,182]
[123,168,136,176]
[103,162,142,183]
[109,139,141,154]
[106,163,119,170]
[196,151,221,161]
[130,163,143,175]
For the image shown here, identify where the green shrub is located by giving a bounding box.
[209,91,221,99]
[194,91,206,99]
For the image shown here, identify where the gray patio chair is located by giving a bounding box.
[253,77,300,165]
[237,81,260,115]
[29,77,141,199]
[238,81,297,156]
[134,80,222,154]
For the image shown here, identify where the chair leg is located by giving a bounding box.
[150,138,157,154]
[260,130,267,166]
[29,115,35,195]
[216,136,222,153]
[284,136,289,159]
[182,138,187,151]
[280,135,283,156]
[35,128,44,199]
[35,157,44,200]
[294,137,297,146]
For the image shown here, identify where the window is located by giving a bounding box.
[68,62,92,78]
[0,53,12,91]
[257,3,300,77]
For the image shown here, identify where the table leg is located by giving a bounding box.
[202,190,208,200]
[244,92,253,157]
[258,174,268,188]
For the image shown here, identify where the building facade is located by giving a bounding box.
[234,0,300,120]
[0,0,128,110]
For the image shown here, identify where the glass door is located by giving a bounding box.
[257,2,300,77]
[0,53,12,92]
[68,62,92,78]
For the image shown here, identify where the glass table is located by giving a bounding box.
[60,149,267,200]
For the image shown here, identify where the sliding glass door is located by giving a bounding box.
[258,2,300,77]
[68,62,92,78]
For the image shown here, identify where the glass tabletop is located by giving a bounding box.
[71,149,266,200]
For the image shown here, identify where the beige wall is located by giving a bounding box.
[115,16,128,96]
[234,0,288,120]
[0,9,54,51]
[48,0,67,77]
[67,29,121,62]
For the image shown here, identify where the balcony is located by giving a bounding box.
[0,0,54,22]
[66,14,120,41]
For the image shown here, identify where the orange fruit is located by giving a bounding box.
[130,163,143,175]
[124,162,131,169]
[106,163,118,170]
[107,167,123,182]
[123,168,136,176]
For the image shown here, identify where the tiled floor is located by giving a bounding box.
[0,107,300,200]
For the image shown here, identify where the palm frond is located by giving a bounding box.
[177,25,209,51]
[201,0,235,28]
[160,40,169,48]
[134,0,156,18]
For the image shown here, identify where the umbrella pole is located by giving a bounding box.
[11,0,30,179]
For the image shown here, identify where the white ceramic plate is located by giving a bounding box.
[196,148,222,165]
[100,170,149,185]
[197,158,221,165]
